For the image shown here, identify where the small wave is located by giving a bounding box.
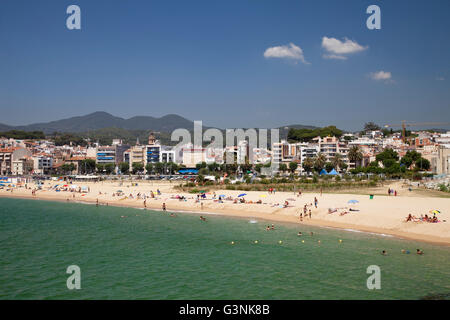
[249,220,258,224]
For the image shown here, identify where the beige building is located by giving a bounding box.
[182,146,206,167]
[0,147,32,175]
[12,157,34,175]
[435,146,450,175]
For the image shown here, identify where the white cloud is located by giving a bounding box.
[321,37,368,59]
[264,43,309,64]
[369,70,392,81]
[436,77,445,81]
[322,54,347,60]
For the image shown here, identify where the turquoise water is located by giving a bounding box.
[0,197,449,300]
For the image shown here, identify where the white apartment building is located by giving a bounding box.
[32,155,53,175]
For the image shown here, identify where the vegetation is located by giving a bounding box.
[0,130,45,139]
[287,126,343,142]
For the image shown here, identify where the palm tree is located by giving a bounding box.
[331,153,345,171]
[302,157,314,174]
[314,153,327,172]
[348,146,363,168]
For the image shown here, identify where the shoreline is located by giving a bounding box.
[2,191,450,247]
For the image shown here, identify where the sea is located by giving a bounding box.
[0,197,449,300]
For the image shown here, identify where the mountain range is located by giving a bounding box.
[0,111,317,134]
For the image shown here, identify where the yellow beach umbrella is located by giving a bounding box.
[260,194,267,198]
[431,210,441,215]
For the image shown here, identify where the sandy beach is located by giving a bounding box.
[1,180,450,246]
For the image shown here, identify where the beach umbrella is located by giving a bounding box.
[219,195,226,197]
[238,193,247,197]
[116,190,123,193]
[287,198,296,201]
[347,200,359,204]
[199,190,206,194]
[431,210,441,215]
[260,194,267,198]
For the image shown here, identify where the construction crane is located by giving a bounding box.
[383,121,450,142]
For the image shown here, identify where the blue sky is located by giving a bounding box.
[1,0,449,131]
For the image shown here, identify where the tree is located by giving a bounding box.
[97,163,115,175]
[196,162,207,170]
[287,126,343,142]
[207,162,220,172]
[61,163,76,174]
[313,153,327,172]
[348,146,363,167]
[415,158,430,171]
[289,162,298,173]
[331,153,345,170]
[80,159,96,174]
[154,162,164,174]
[364,122,381,132]
[132,162,144,174]
[119,162,129,174]
[325,162,334,172]
[145,163,154,174]
[196,174,205,183]
[279,163,288,173]
[302,157,314,174]
[376,148,399,166]
[166,162,179,174]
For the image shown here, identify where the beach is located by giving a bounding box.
[1,180,449,245]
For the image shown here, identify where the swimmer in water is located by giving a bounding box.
[200,216,206,221]
[297,232,302,236]
[381,250,387,255]
[266,226,270,231]
[271,224,275,230]
[416,249,424,255]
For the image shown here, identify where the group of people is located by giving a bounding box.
[405,213,439,223]
[299,204,312,221]
[388,188,398,196]
[382,249,424,255]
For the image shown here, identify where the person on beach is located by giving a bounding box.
[144,199,147,208]
[96,199,99,207]
[299,212,303,221]
[162,203,166,211]
[201,202,204,210]
[314,197,318,208]
[309,209,312,219]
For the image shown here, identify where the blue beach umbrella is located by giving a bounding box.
[348,200,359,204]
[238,193,247,197]
[219,195,226,197]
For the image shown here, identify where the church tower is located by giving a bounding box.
[148,132,156,145]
